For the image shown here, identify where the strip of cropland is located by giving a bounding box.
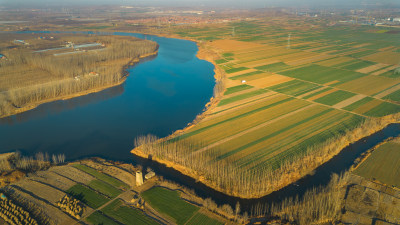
[134,19,400,198]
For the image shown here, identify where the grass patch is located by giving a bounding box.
[224,84,253,95]
[88,180,122,198]
[102,199,158,225]
[230,70,264,80]
[218,89,268,106]
[86,211,120,225]
[186,212,224,225]
[67,184,109,209]
[268,79,321,96]
[222,52,234,57]
[364,102,400,117]
[225,67,248,74]
[73,164,128,189]
[215,59,228,64]
[142,187,199,225]
[340,60,376,71]
[254,62,290,72]
[314,90,357,106]
[281,64,365,85]
[354,141,400,188]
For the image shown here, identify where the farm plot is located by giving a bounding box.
[280,64,366,85]
[178,97,306,143]
[50,165,95,185]
[336,75,397,96]
[81,160,135,187]
[230,71,269,81]
[31,170,76,191]
[86,211,120,225]
[224,84,253,95]
[383,89,400,103]
[364,102,400,117]
[13,179,65,204]
[354,139,400,188]
[67,184,109,209]
[73,164,128,189]
[267,79,321,97]
[87,179,122,198]
[142,187,199,225]
[186,212,224,225]
[218,89,268,106]
[210,107,363,168]
[101,199,158,225]
[245,74,294,88]
[4,186,76,225]
[363,51,400,65]
[314,90,357,106]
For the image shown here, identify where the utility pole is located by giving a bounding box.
[232,27,235,37]
[287,33,291,49]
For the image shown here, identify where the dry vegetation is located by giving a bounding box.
[56,195,84,220]
[0,194,39,225]
[0,34,158,117]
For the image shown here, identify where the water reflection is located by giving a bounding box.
[0,84,124,125]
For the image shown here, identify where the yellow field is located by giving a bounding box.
[336,75,397,96]
[246,74,294,88]
[363,51,400,65]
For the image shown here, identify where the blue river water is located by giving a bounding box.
[0,32,215,161]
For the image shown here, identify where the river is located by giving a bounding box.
[0,31,215,161]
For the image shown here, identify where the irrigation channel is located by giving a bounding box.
[1,31,400,212]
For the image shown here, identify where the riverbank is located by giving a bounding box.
[0,50,158,119]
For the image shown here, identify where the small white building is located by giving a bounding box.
[241,80,246,84]
[136,171,144,186]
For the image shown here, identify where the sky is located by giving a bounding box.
[1,0,399,8]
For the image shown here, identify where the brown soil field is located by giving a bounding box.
[50,165,94,185]
[4,186,76,225]
[30,170,76,191]
[14,179,65,204]
[80,160,135,187]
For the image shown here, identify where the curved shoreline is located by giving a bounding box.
[0,50,158,119]
[131,34,400,199]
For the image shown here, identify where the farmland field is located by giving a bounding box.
[136,18,400,198]
[354,139,400,188]
[87,179,122,198]
[86,211,120,225]
[142,187,199,225]
[67,184,109,209]
[101,199,158,225]
[186,212,224,225]
[73,164,129,189]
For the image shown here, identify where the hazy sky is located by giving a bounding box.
[1,0,399,8]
